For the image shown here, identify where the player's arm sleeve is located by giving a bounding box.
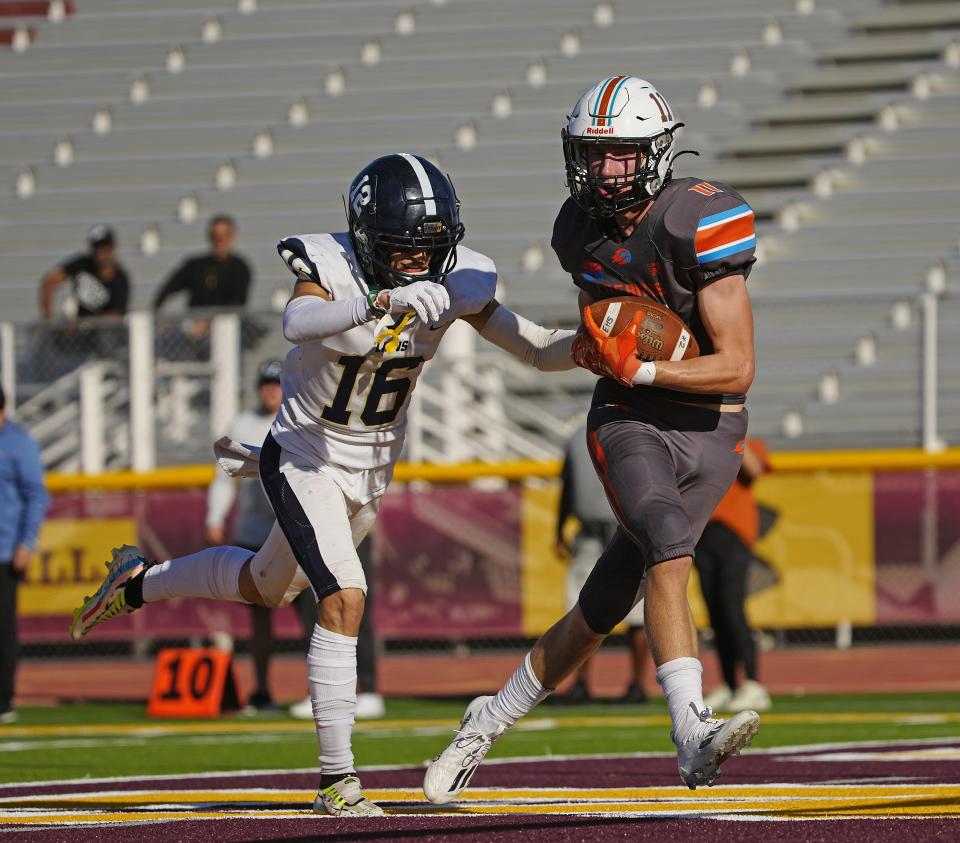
[683,190,757,291]
[277,235,373,341]
[282,295,370,342]
[478,302,577,372]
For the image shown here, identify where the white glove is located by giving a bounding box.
[386,280,450,325]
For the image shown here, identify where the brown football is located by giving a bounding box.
[586,296,700,362]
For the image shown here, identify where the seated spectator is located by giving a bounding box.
[39,225,130,321]
[153,215,252,311]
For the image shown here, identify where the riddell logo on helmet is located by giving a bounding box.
[585,126,616,135]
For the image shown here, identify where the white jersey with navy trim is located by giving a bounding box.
[270,232,496,475]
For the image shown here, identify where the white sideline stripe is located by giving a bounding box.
[0,733,320,753]
[3,736,957,791]
[399,153,436,216]
[0,720,558,753]
[751,735,960,756]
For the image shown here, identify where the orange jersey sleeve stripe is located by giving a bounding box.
[695,214,756,255]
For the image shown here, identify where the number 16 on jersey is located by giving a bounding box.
[321,354,425,428]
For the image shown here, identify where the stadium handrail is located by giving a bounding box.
[44,447,960,491]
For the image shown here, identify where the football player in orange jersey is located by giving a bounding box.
[426,76,759,801]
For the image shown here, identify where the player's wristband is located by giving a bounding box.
[631,361,657,386]
[366,290,388,317]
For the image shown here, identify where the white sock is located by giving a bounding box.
[142,546,251,603]
[307,624,358,776]
[475,652,552,734]
[655,656,706,742]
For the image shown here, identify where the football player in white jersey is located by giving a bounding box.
[70,153,578,816]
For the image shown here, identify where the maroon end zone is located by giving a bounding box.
[3,740,959,842]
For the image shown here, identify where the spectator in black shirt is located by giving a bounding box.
[154,215,252,310]
[39,225,130,320]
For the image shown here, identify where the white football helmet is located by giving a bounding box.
[562,76,683,217]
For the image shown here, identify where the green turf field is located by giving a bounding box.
[2,693,958,785]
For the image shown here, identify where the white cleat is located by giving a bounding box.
[675,702,759,789]
[356,692,386,720]
[313,774,384,817]
[423,695,504,804]
[69,545,146,641]
[729,679,772,713]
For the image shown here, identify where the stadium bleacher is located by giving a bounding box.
[1,0,958,455]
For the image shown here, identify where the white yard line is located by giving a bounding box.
[3,735,959,791]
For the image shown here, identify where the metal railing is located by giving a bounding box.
[0,309,592,472]
[0,286,953,473]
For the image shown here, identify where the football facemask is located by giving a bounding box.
[361,223,463,289]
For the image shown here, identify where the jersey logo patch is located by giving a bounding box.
[581,260,605,282]
[689,181,723,196]
[374,310,417,355]
[611,248,632,265]
[695,203,756,265]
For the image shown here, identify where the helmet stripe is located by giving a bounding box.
[663,94,674,120]
[591,76,614,126]
[595,75,626,127]
[608,75,630,117]
[398,153,437,216]
[649,92,668,122]
[650,91,673,122]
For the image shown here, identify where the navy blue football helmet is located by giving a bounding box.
[346,153,465,290]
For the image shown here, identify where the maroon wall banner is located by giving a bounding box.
[374,485,521,638]
[20,467,960,646]
[22,483,523,644]
[874,470,960,623]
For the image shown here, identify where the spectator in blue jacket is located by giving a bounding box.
[0,385,49,723]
